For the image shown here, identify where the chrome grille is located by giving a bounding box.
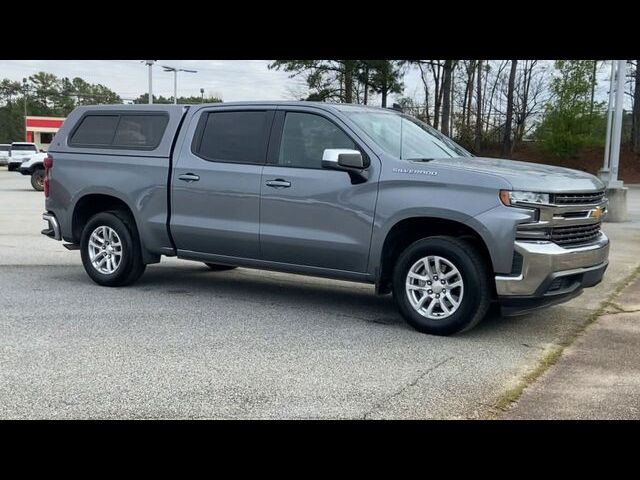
[552,191,605,205]
[550,222,602,246]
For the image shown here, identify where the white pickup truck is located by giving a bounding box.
[7,142,39,172]
[18,152,48,191]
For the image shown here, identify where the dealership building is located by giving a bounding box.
[25,116,66,151]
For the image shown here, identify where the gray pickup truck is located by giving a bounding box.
[41,102,610,335]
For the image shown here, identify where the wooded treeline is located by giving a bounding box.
[1,62,639,157]
[270,60,640,156]
[0,73,222,144]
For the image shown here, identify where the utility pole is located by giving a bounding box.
[162,65,197,104]
[200,88,204,103]
[144,60,156,104]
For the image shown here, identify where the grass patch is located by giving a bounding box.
[492,264,640,415]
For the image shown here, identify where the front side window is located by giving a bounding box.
[345,110,471,160]
[196,111,269,164]
[278,112,356,169]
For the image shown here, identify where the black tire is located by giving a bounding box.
[31,168,45,191]
[80,210,146,287]
[392,236,491,336]
[204,263,237,271]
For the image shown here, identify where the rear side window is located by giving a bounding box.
[113,115,168,147]
[70,116,119,145]
[69,113,169,149]
[194,111,270,164]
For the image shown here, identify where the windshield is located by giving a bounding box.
[345,110,471,160]
[11,144,37,151]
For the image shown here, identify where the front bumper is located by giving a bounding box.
[7,161,22,171]
[496,233,609,315]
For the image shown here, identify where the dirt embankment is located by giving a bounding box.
[479,143,640,184]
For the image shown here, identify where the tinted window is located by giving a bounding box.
[40,132,54,144]
[279,112,355,169]
[11,144,38,151]
[0,146,10,152]
[113,115,168,148]
[70,115,119,145]
[197,111,268,164]
[69,113,169,148]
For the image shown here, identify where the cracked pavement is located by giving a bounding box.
[1,170,639,419]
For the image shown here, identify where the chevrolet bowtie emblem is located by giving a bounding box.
[590,207,604,219]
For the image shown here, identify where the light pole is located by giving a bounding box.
[601,61,616,182]
[200,88,204,103]
[22,78,28,141]
[162,65,197,104]
[144,60,156,104]
[600,60,629,222]
[608,59,626,188]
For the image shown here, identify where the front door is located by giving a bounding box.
[259,109,378,273]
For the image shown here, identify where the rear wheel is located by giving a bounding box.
[31,168,45,191]
[204,263,237,271]
[392,236,491,336]
[80,210,146,286]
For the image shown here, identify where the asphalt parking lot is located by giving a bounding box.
[1,167,639,419]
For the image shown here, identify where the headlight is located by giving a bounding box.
[500,190,550,206]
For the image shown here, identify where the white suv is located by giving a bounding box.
[8,142,39,171]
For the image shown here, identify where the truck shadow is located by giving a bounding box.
[123,263,509,333]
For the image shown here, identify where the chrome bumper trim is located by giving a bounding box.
[495,233,610,296]
[42,212,61,241]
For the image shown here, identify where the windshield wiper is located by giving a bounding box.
[406,157,435,162]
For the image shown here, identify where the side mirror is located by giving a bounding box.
[322,148,368,184]
[322,149,365,169]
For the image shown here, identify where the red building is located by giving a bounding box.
[25,116,66,151]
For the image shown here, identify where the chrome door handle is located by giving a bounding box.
[178,173,200,182]
[265,179,291,188]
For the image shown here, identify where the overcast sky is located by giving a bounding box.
[1,60,427,104]
[0,59,619,106]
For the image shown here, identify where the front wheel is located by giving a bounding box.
[392,236,491,336]
[31,168,45,191]
[80,210,146,287]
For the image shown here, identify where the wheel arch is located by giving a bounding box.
[375,215,495,295]
[71,193,159,264]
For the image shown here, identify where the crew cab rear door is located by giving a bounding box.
[170,105,275,259]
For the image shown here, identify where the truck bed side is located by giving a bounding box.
[46,105,189,262]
